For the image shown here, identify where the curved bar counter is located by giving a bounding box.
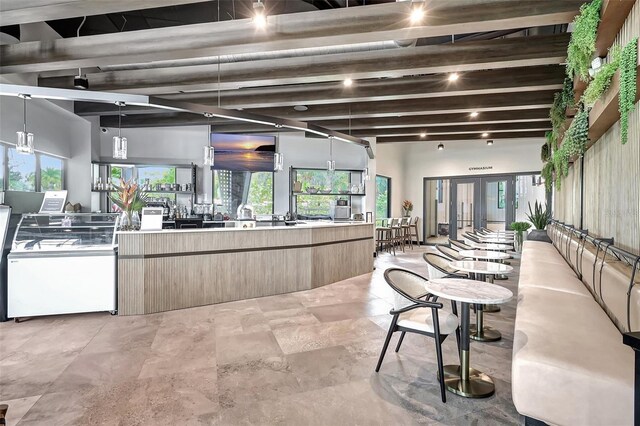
[117,222,375,315]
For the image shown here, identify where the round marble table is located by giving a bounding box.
[477,237,514,244]
[427,278,513,398]
[448,260,514,342]
[468,242,512,251]
[458,250,511,261]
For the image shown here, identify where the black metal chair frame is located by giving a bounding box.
[436,244,463,261]
[375,268,460,403]
[423,252,468,280]
[449,239,473,251]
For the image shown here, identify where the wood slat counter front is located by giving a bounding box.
[117,222,375,315]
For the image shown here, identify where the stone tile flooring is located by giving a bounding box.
[0,247,522,425]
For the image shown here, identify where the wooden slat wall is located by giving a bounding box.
[554,1,640,255]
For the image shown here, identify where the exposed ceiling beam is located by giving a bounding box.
[0,0,213,26]
[140,65,566,108]
[99,108,553,129]
[242,90,557,121]
[36,34,570,93]
[1,1,581,74]
[348,121,552,137]
[377,131,547,143]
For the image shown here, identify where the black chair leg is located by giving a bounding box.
[395,331,406,353]
[451,301,462,363]
[375,318,397,372]
[434,338,447,403]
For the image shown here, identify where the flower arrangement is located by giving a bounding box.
[402,200,413,216]
[109,179,148,230]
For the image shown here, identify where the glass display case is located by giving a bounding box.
[8,213,119,319]
[12,213,119,252]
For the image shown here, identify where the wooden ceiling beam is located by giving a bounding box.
[0,0,213,26]
[1,1,581,74]
[36,34,570,93]
[377,131,547,143]
[349,121,552,137]
[242,90,557,121]
[152,65,565,108]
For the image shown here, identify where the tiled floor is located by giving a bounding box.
[0,247,522,425]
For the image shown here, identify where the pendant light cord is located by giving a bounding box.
[118,103,122,138]
[23,96,27,133]
[77,16,87,76]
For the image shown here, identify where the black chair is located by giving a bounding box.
[448,239,473,251]
[423,252,468,280]
[375,268,459,403]
[436,244,464,261]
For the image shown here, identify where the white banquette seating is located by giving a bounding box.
[512,222,638,426]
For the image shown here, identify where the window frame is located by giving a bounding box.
[375,174,392,219]
[212,169,275,216]
[1,142,66,192]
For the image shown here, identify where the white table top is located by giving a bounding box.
[449,260,514,274]
[478,238,514,244]
[427,278,513,304]
[469,242,512,250]
[459,250,511,260]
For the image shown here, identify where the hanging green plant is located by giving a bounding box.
[541,141,551,162]
[583,45,621,106]
[563,108,590,158]
[619,37,638,144]
[566,0,602,81]
[549,77,575,146]
[541,161,554,192]
[552,149,566,190]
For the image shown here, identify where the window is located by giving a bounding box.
[138,166,176,202]
[0,145,4,190]
[40,154,63,190]
[213,170,274,217]
[375,175,391,220]
[293,169,354,217]
[8,148,36,192]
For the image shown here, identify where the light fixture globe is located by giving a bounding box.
[203,146,215,166]
[273,152,284,172]
[16,131,34,154]
[437,143,445,151]
[113,136,128,160]
[253,1,267,29]
[410,5,425,24]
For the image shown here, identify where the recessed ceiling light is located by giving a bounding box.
[343,78,353,87]
[253,1,267,29]
[293,105,308,112]
[487,140,494,146]
[419,132,427,138]
[410,5,425,24]
[448,73,459,82]
[437,143,445,151]
[470,111,479,118]
[481,132,489,137]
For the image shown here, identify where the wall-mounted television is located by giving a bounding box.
[210,133,276,172]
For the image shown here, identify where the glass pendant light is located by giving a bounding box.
[112,101,127,160]
[362,167,371,183]
[16,94,34,155]
[203,113,215,166]
[327,136,336,172]
[273,152,284,172]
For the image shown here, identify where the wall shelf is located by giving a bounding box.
[91,190,195,195]
[292,192,365,197]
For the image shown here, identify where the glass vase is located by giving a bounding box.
[120,211,132,231]
[131,211,141,230]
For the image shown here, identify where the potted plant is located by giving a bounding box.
[526,201,553,243]
[402,200,413,217]
[510,221,531,253]
[110,179,148,231]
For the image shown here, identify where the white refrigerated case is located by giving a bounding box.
[8,213,119,319]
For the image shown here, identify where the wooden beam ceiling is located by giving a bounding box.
[36,34,570,93]
[0,0,213,26]
[377,131,547,143]
[1,1,581,74]
[348,121,552,138]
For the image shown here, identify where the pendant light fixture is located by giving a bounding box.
[437,143,445,151]
[203,113,215,166]
[327,136,336,172]
[273,133,284,172]
[362,167,370,184]
[16,94,34,155]
[112,101,127,160]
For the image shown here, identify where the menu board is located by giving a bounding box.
[141,207,163,231]
[39,191,68,213]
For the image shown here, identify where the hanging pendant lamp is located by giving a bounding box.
[203,113,215,166]
[112,101,128,160]
[327,136,336,172]
[16,94,34,155]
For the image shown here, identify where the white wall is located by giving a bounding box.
[377,138,544,236]
[0,95,94,209]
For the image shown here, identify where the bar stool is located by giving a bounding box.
[400,217,413,250]
[390,218,405,252]
[409,216,421,246]
[376,219,395,255]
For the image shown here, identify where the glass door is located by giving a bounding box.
[481,176,515,231]
[450,178,480,240]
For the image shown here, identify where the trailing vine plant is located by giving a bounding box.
[541,139,551,162]
[549,77,575,147]
[541,161,554,193]
[566,0,602,82]
[551,107,591,190]
[582,45,621,106]
[619,37,638,144]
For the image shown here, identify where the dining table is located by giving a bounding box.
[426,278,513,398]
[448,260,514,342]
[458,250,511,261]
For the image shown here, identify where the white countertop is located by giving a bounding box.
[427,278,513,304]
[117,221,373,235]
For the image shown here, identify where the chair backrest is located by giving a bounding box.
[423,252,460,279]
[383,268,431,310]
[390,218,399,227]
[449,239,472,251]
[411,216,419,225]
[436,245,462,260]
[463,232,481,243]
[401,217,410,226]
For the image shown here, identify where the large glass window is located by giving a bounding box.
[515,174,547,223]
[213,170,274,217]
[8,148,36,192]
[40,154,63,190]
[138,166,176,202]
[0,145,4,190]
[375,175,391,221]
[293,169,355,218]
